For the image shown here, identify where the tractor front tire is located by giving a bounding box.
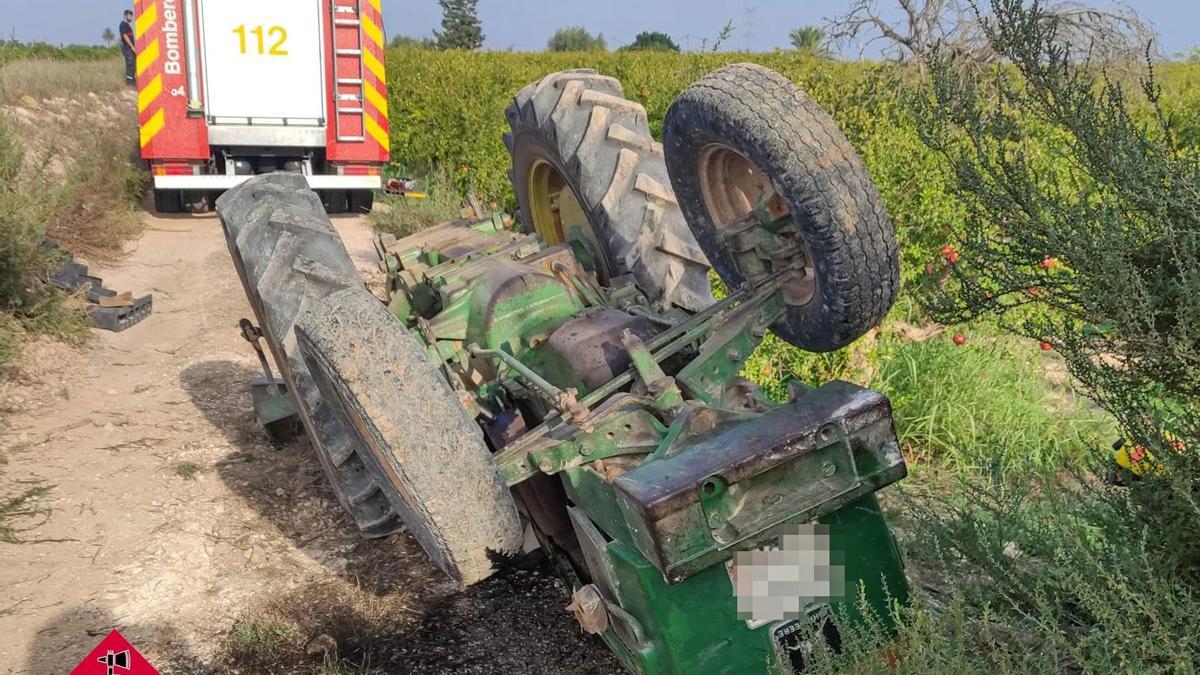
[296,287,524,585]
[506,69,714,312]
[664,63,900,352]
[215,173,403,538]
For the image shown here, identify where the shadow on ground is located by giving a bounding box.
[23,605,206,675]
[179,359,618,674]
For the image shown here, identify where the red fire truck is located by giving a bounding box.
[134,0,389,213]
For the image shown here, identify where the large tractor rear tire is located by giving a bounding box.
[663,63,900,352]
[215,173,403,538]
[506,69,714,312]
[296,288,524,585]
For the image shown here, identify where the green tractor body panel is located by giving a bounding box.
[577,494,907,674]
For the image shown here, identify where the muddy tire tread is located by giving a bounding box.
[506,71,713,311]
[296,288,524,585]
[215,174,402,538]
[663,63,899,351]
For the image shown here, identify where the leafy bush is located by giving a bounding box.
[547,27,607,53]
[384,49,1200,294]
[916,0,1200,579]
[622,31,680,52]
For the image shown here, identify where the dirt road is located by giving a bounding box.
[0,211,615,674]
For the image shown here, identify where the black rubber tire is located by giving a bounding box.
[215,173,403,538]
[296,287,524,585]
[663,63,900,352]
[153,188,182,214]
[323,190,349,215]
[349,190,375,214]
[505,69,714,312]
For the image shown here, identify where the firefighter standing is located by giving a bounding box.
[120,9,135,86]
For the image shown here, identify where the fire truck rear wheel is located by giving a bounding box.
[153,189,182,214]
[324,190,349,214]
[505,69,714,312]
[296,287,524,586]
[349,190,374,214]
[215,173,404,539]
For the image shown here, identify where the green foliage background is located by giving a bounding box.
[383,48,1200,304]
[0,42,118,67]
[385,49,971,294]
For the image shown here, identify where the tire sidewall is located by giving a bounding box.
[665,108,841,350]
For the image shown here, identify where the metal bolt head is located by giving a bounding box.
[821,461,837,478]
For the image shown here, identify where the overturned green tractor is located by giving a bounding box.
[217,64,907,673]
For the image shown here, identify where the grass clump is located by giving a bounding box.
[803,469,1200,673]
[46,128,148,262]
[230,617,296,662]
[370,171,466,238]
[873,332,1113,473]
[745,324,1111,473]
[0,113,88,367]
[173,462,204,481]
[0,57,146,368]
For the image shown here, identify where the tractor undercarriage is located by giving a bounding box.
[218,63,908,673]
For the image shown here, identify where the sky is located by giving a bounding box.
[6,1,1198,58]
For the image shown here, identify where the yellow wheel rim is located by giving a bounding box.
[527,159,575,246]
[526,159,610,279]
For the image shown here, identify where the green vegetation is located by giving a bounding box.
[788,26,831,56]
[389,35,435,50]
[0,112,86,366]
[173,462,205,480]
[622,31,680,52]
[434,0,484,51]
[0,42,118,68]
[370,172,464,238]
[547,27,607,53]
[230,618,296,661]
[0,482,54,544]
[874,333,1111,473]
[918,0,1199,466]
[0,57,125,102]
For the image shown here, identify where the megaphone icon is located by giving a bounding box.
[97,649,130,675]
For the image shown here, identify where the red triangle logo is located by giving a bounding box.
[69,630,160,675]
